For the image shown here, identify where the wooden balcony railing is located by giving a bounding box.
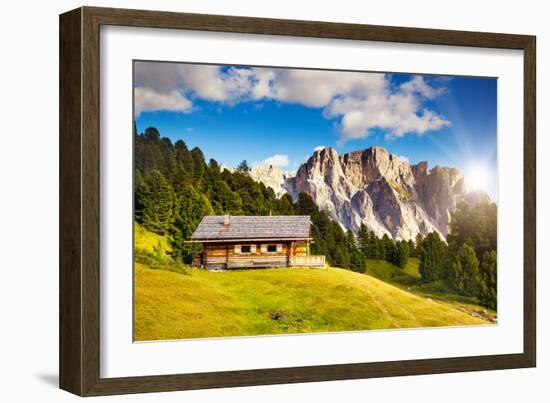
[289,255,326,268]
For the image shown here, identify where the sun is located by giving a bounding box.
[464,164,490,192]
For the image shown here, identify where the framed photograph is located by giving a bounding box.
[59,6,536,396]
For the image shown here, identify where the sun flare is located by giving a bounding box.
[464,164,490,192]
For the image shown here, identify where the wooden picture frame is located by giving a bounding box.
[59,6,536,396]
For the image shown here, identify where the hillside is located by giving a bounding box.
[364,258,496,322]
[134,222,171,256]
[134,262,490,341]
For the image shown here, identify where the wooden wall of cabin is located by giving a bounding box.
[202,243,229,269]
[203,241,305,269]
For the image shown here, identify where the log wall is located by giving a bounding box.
[204,241,295,269]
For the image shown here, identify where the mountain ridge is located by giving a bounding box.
[237,146,490,240]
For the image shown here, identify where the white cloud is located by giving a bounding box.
[134,87,192,117]
[254,154,290,167]
[313,145,327,152]
[400,75,446,99]
[258,69,387,108]
[134,62,451,140]
[324,88,450,139]
[250,69,276,100]
[134,62,254,103]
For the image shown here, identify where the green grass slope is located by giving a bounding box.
[365,258,420,283]
[134,262,491,341]
[365,258,496,322]
[134,222,171,257]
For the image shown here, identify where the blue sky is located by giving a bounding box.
[134,62,497,200]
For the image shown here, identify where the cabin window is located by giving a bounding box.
[262,244,283,253]
[240,245,252,254]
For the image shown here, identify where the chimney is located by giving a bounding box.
[223,214,230,227]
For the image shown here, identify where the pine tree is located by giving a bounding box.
[276,194,295,215]
[334,245,351,268]
[134,169,146,221]
[479,250,497,309]
[357,224,369,259]
[237,160,250,172]
[208,158,220,173]
[170,185,214,263]
[346,230,364,272]
[408,239,416,257]
[415,233,424,257]
[213,181,243,215]
[144,127,161,143]
[450,244,480,296]
[158,137,178,181]
[419,232,448,282]
[237,180,269,215]
[174,140,194,185]
[447,201,497,260]
[295,192,318,217]
[395,240,410,269]
[381,234,394,262]
[367,231,381,259]
[190,147,206,184]
[138,170,176,235]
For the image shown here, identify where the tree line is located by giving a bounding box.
[134,126,497,309]
[416,202,497,309]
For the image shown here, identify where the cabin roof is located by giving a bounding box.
[190,215,312,242]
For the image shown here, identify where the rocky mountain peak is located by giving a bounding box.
[231,146,492,240]
[248,164,295,198]
[411,161,428,181]
[306,147,340,170]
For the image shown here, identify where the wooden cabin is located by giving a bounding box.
[189,215,326,270]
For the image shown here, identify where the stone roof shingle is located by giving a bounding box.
[190,215,312,241]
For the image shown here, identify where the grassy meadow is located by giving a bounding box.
[134,225,493,341]
[365,258,496,323]
[134,223,171,256]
